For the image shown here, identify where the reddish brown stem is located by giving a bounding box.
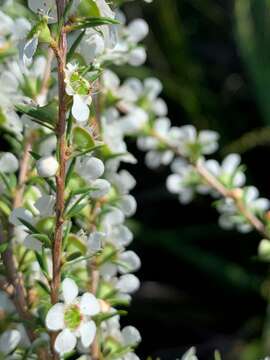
[13,134,35,209]
[0,224,49,359]
[50,2,68,358]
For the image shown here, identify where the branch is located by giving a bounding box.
[151,131,269,239]
[38,48,54,105]
[51,0,68,306]
[0,224,49,359]
[13,133,35,209]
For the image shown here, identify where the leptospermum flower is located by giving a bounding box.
[45,278,100,355]
[65,63,92,123]
[0,152,19,173]
[36,155,59,178]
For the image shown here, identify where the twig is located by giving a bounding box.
[38,48,54,104]
[50,1,68,358]
[0,224,49,359]
[51,0,68,305]
[151,131,269,239]
[13,133,35,209]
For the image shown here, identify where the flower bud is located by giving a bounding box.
[258,239,270,260]
[36,156,58,178]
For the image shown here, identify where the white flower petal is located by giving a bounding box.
[54,329,77,355]
[90,179,111,199]
[23,36,38,62]
[77,156,104,182]
[118,195,137,217]
[116,274,140,294]
[45,303,65,331]
[0,329,21,355]
[80,293,100,316]
[122,326,141,347]
[9,207,33,227]
[166,174,182,193]
[118,251,141,274]
[128,47,147,66]
[128,19,149,43]
[0,152,19,173]
[222,154,241,174]
[36,156,59,178]
[24,235,42,254]
[34,195,55,217]
[72,94,91,123]
[79,321,96,348]
[62,278,79,305]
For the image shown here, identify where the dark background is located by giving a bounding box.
[120,0,270,359]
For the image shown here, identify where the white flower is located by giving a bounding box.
[87,231,106,253]
[166,158,209,204]
[169,125,219,158]
[79,29,105,63]
[9,207,33,227]
[128,47,147,66]
[0,153,19,173]
[91,179,111,199]
[217,186,270,233]
[127,19,149,43]
[36,155,59,178]
[100,250,141,278]
[28,0,57,22]
[34,195,55,217]
[116,274,140,294]
[117,195,137,217]
[46,278,100,355]
[205,153,246,189]
[121,108,148,134]
[181,347,198,360]
[76,156,105,182]
[65,63,92,123]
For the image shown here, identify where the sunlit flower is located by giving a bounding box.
[46,278,100,355]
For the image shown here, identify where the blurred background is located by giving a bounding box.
[118,0,270,359]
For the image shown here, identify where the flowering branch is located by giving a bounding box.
[51,0,68,306]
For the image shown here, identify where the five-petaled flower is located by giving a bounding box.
[45,278,100,355]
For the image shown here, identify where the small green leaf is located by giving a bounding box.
[214,350,222,360]
[16,100,58,127]
[72,126,95,150]
[67,30,86,62]
[30,151,41,160]
[0,242,8,253]
[78,0,101,17]
[70,16,119,31]
[18,218,38,234]
[66,251,83,262]
[66,233,87,254]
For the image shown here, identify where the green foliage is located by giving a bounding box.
[235,0,270,125]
